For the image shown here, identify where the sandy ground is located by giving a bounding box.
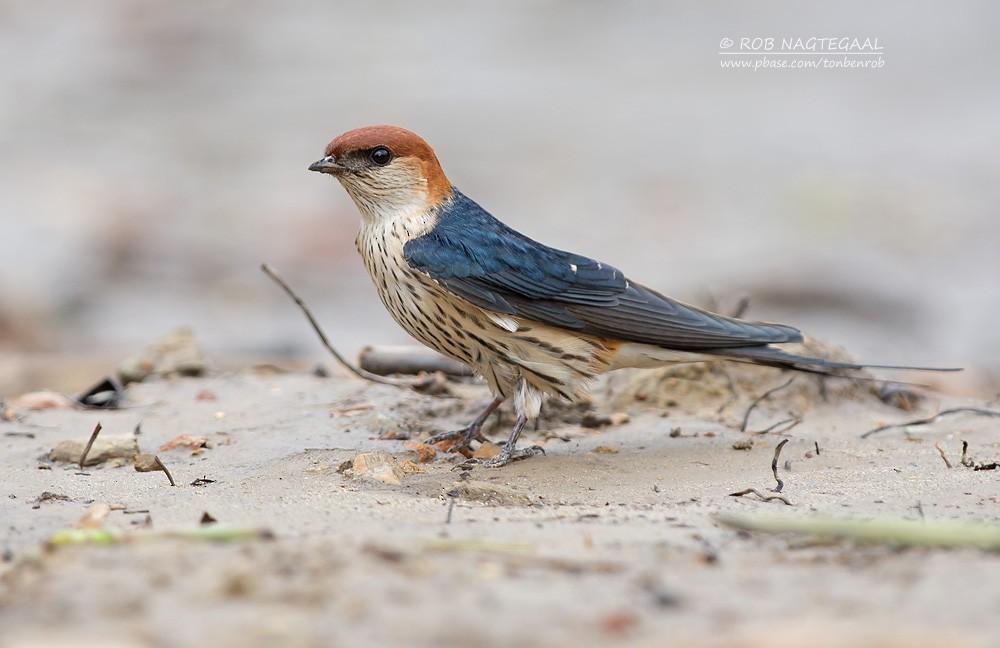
[1,353,998,648]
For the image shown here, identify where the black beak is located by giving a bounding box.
[309,156,341,174]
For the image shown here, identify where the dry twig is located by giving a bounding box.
[960,440,999,471]
[717,512,1000,550]
[740,376,797,432]
[860,407,1000,439]
[262,263,415,387]
[755,417,801,435]
[934,442,952,468]
[153,456,175,486]
[78,422,103,469]
[771,439,789,492]
[360,345,471,377]
[729,439,793,504]
[729,295,751,319]
[445,490,458,524]
[729,488,792,505]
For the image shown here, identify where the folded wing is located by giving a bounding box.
[404,190,802,351]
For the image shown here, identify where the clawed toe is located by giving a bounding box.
[457,444,545,469]
[427,397,502,453]
[427,400,543,468]
[483,444,544,468]
[427,426,487,451]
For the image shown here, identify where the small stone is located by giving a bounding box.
[133,454,162,472]
[49,435,140,466]
[350,450,407,486]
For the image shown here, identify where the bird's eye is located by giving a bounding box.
[369,146,392,166]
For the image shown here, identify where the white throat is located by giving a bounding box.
[337,172,430,226]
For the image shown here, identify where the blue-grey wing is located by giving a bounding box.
[404,190,801,350]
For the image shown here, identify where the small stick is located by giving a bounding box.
[153,456,176,486]
[729,439,793,504]
[741,376,796,432]
[446,493,457,524]
[814,441,820,456]
[262,263,412,387]
[860,407,1000,439]
[717,511,1000,550]
[771,439,789,493]
[359,345,471,377]
[729,295,751,319]
[934,442,952,469]
[960,441,972,468]
[79,422,103,469]
[729,488,792,505]
[753,417,801,435]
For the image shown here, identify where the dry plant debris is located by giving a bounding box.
[134,454,176,486]
[729,439,793,505]
[718,512,1000,550]
[158,434,211,454]
[860,407,1000,438]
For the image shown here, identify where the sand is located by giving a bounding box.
[1,359,998,648]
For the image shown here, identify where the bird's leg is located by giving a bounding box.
[427,396,504,451]
[479,414,545,468]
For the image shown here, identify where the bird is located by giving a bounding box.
[309,125,957,467]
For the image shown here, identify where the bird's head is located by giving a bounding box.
[310,125,452,223]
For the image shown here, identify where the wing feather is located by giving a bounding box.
[404,190,802,350]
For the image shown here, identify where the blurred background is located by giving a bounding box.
[1,1,996,395]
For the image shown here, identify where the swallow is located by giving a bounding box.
[310,125,957,467]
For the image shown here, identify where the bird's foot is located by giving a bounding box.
[426,424,488,453]
[460,443,545,469]
[427,397,504,454]
[483,443,545,468]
